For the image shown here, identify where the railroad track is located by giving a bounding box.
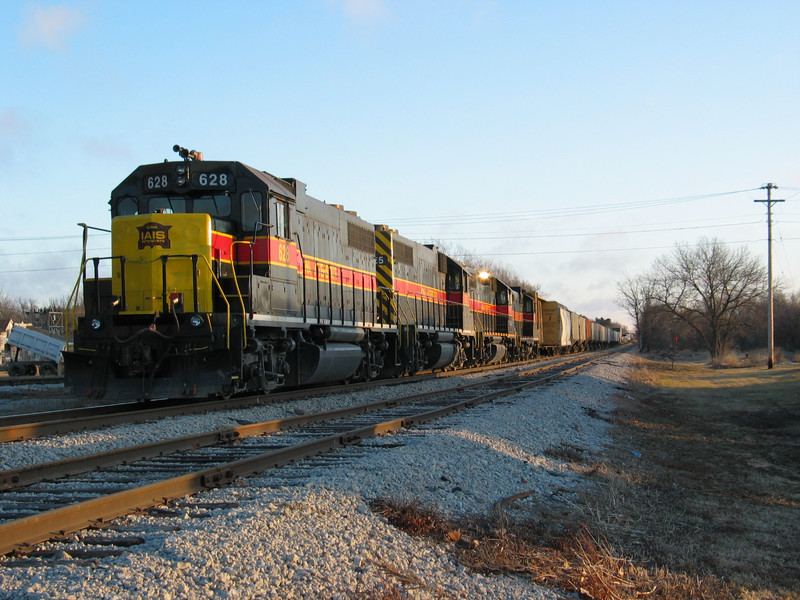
[0,352,613,557]
[0,352,605,443]
[0,375,64,387]
[0,368,460,442]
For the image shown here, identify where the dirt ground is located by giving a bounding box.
[570,353,800,598]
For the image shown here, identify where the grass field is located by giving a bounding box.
[582,354,800,598]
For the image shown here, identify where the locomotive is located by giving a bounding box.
[63,147,619,401]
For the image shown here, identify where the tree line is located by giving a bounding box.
[617,237,800,359]
[0,290,77,328]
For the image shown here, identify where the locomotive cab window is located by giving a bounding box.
[117,197,139,216]
[446,272,462,292]
[141,195,233,217]
[524,297,534,312]
[274,199,290,239]
[194,194,231,217]
[148,196,186,214]
[241,191,264,235]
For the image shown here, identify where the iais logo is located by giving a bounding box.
[137,222,172,249]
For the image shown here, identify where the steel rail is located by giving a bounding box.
[0,354,553,429]
[0,372,441,442]
[0,355,601,490]
[0,353,610,555]
[0,352,604,442]
[0,376,64,387]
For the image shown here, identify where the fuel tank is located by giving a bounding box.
[294,341,362,385]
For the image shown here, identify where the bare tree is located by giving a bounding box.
[776,291,800,351]
[649,238,767,358]
[616,272,646,350]
[0,289,24,322]
[430,240,541,290]
[616,271,668,352]
[742,289,800,352]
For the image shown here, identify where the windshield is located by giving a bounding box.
[114,194,231,217]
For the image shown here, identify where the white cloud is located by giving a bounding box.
[80,136,134,163]
[18,3,85,51]
[342,0,387,22]
[0,109,26,138]
[0,108,30,164]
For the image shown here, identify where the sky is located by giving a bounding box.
[1,0,799,329]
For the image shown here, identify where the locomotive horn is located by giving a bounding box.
[172,145,203,161]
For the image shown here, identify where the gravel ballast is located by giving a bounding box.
[0,352,632,599]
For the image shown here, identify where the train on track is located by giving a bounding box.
[64,146,620,400]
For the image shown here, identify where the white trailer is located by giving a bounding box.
[6,325,65,376]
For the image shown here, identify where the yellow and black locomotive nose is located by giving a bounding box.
[111,213,216,314]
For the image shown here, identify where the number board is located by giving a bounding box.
[144,173,170,191]
[191,170,234,189]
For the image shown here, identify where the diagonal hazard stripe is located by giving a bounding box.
[375,238,392,257]
[376,271,393,289]
[375,230,392,245]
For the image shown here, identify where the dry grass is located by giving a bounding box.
[344,582,409,600]
[364,355,800,600]
[711,348,790,368]
[591,356,800,597]
[369,498,746,600]
[350,500,464,599]
[466,519,751,600]
[371,498,454,538]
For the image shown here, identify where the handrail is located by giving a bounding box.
[66,254,124,346]
[198,255,232,349]
[227,241,252,348]
[122,254,233,350]
[65,260,85,347]
[70,253,236,350]
[399,290,452,331]
[377,286,400,326]
[230,240,253,316]
[293,232,308,323]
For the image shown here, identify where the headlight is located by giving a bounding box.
[89,318,102,330]
[189,314,204,327]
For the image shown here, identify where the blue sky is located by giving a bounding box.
[1,0,799,327]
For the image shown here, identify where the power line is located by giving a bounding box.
[410,219,762,242]
[0,248,108,257]
[448,237,800,257]
[0,266,80,274]
[0,233,109,243]
[372,188,760,226]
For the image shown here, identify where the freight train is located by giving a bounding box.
[63,147,619,400]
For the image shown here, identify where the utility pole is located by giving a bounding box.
[755,183,784,369]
